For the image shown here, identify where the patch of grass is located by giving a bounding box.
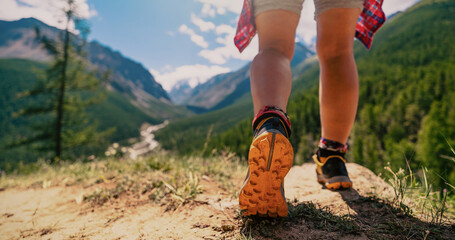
[81,160,205,209]
[0,151,246,212]
[237,232,254,240]
[84,177,132,206]
[146,157,172,172]
[383,161,455,225]
[79,152,245,209]
[182,150,246,196]
[163,172,203,204]
[384,161,414,216]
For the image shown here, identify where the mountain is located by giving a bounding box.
[168,81,193,105]
[0,18,52,61]
[0,18,190,119]
[174,42,314,111]
[290,41,316,68]
[186,63,251,111]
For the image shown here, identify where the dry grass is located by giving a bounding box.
[384,162,455,225]
[0,151,246,210]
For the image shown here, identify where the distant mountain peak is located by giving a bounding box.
[174,42,315,111]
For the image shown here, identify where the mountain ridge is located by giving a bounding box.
[170,42,315,111]
[0,18,191,119]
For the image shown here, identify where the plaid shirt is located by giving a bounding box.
[234,0,386,52]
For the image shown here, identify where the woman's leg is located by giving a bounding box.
[240,9,300,218]
[250,10,300,115]
[316,8,362,144]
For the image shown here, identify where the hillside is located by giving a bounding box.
[0,18,191,120]
[0,59,167,170]
[155,97,253,154]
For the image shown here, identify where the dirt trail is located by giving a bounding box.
[0,174,235,239]
[0,163,452,239]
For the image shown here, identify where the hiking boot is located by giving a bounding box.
[239,107,293,217]
[312,153,352,190]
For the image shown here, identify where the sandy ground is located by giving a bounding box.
[0,173,236,239]
[285,163,394,216]
[1,163,449,240]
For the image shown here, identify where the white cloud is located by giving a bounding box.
[382,0,420,16]
[215,37,225,44]
[189,1,257,64]
[296,1,317,46]
[196,0,243,16]
[215,24,233,35]
[217,7,227,15]
[0,0,96,30]
[190,13,215,32]
[201,3,216,18]
[198,24,258,64]
[178,24,209,48]
[150,64,231,91]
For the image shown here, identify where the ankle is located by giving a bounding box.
[318,137,348,158]
[252,106,291,138]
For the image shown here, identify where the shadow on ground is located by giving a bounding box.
[236,189,455,240]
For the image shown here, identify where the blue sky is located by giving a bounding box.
[88,1,246,76]
[1,0,420,91]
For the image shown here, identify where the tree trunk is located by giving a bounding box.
[55,15,71,161]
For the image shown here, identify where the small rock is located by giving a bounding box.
[75,194,84,204]
[42,180,51,189]
[193,222,210,229]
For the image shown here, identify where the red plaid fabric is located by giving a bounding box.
[356,0,386,49]
[234,0,386,52]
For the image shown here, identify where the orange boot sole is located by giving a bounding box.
[239,132,293,217]
[316,174,353,190]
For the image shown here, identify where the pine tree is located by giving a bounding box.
[14,0,113,162]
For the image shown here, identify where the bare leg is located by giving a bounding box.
[317,8,361,144]
[240,10,300,218]
[251,10,300,115]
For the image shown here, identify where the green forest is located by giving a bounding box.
[157,0,455,191]
[0,58,160,171]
